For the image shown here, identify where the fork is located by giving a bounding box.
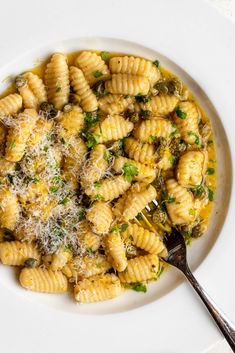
[162,228,235,351]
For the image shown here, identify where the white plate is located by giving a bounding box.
[0,0,234,352]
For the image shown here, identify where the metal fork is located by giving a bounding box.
[158,226,235,350]
[138,201,235,350]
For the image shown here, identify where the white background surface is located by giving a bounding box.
[0,1,234,353]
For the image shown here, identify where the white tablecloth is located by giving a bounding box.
[204,3,234,351]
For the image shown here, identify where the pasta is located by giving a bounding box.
[74,274,123,303]
[165,179,196,225]
[0,241,40,266]
[109,56,160,85]
[124,137,156,165]
[0,188,19,230]
[134,118,178,143]
[86,201,113,234]
[121,223,165,255]
[80,144,108,189]
[15,72,47,109]
[85,175,131,201]
[0,93,23,116]
[98,94,134,115]
[62,137,87,189]
[79,221,101,252]
[74,51,110,85]
[57,105,84,142]
[176,151,208,187]
[20,268,68,293]
[45,53,70,110]
[62,254,111,280]
[174,101,201,144]
[70,66,98,112]
[93,114,134,143]
[105,229,127,271]
[105,74,150,95]
[0,49,215,304]
[118,254,160,283]
[149,95,179,115]
[112,156,156,183]
[122,183,157,221]
[5,108,39,162]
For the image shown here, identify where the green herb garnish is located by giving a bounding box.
[189,208,195,216]
[188,131,200,145]
[136,213,143,221]
[207,167,215,175]
[131,283,147,293]
[119,224,129,233]
[175,106,187,119]
[86,133,100,149]
[123,163,139,182]
[100,51,110,62]
[135,93,151,104]
[50,186,59,193]
[153,60,160,68]
[150,135,158,143]
[207,188,214,201]
[56,87,61,92]
[59,197,69,205]
[93,70,103,78]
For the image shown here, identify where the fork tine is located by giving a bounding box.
[145,205,151,212]
[152,199,158,208]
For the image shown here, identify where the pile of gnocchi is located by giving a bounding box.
[0,50,216,303]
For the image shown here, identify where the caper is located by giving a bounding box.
[40,102,58,119]
[24,258,38,268]
[154,79,182,96]
[152,208,167,224]
[191,224,203,238]
[92,81,106,97]
[169,138,187,157]
[3,229,15,242]
[63,104,73,112]
[139,109,152,120]
[15,75,26,88]
[124,110,139,123]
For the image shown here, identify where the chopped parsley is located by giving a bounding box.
[136,213,143,221]
[131,283,147,293]
[86,133,100,149]
[43,145,49,152]
[103,149,111,162]
[207,167,215,175]
[189,208,195,216]
[50,185,59,193]
[10,141,16,149]
[129,235,134,241]
[207,188,214,201]
[93,70,103,78]
[94,181,102,188]
[94,194,105,201]
[175,106,187,119]
[111,223,129,235]
[123,163,139,182]
[56,86,61,92]
[119,223,129,233]
[100,51,110,62]
[188,131,200,145]
[59,197,69,205]
[153,60,160,68]
[190,184,205,197]
[150,135,158,143]
[135,93,151,104]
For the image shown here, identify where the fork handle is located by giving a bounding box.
[183,265,235,351]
